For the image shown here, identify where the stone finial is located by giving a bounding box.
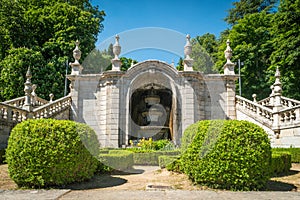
[70,40,83,75]
[184,34,192,60]
[273,67,282,109]
[111,35,122,71]
[183,34,194,71]
[113,35,121,59]
[252,94,257,103]
[49,93,54,102]
[171,60,175,68]
[224,39,233,64]
[273,67,282,95]
[31,84,37,106]
[223,39,235,75]
[73,40,81,64]
[23,67,33,111]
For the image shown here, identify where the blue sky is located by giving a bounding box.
[92,0,236,63]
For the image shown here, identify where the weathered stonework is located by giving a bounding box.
[68,60,237,148]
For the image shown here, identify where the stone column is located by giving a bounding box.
[223,39,237,119]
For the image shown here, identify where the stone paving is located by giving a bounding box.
[1,189,300,200]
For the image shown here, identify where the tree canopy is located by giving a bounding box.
[189,0,300,100]
[225,0,278,25]
[0,0,105,101]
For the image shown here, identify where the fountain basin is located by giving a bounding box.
[137,126,170,140]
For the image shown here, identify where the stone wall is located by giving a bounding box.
[0,120,17,149]
[68,60,237,148]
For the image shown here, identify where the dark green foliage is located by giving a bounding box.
[158,155,179,169]
[99,150,134,171]
[272,148,300,163]
[179,120,271,191]
[6,119,99,188]
[225,0,278,25]
[0,0,105,100]
[133,150,181,165]
[270,153,292,176]
[270,0,300,100]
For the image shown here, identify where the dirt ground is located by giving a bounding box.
[1,164,299,191]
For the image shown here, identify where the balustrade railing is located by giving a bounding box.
[237,95,300,131]
[0,96,71,123]
[236,95,273,127]
[3,97,26,108]
[32,96,71,119]
[0,102,29,123]
[281,97,300,108]
[277,105,300,126]
[258,97,272,107]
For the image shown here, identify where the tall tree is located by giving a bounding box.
[216,12,274,99]
[0,0,105,100]
[225,0,278,25]
[270,0,300,99]
[191,38,216,73]
[195,33,218,61]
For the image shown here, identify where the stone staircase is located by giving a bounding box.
[236,68,300,147]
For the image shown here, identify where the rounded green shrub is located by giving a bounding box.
[6,119,99,188]
[180,120,271,191]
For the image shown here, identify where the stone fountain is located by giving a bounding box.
[137,87,170,140]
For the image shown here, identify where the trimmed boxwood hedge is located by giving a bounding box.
[6,119,99,188]
[272,148,300,163]
[271,153,291,176]
[158,155,179,168]
[178,120,271,191]
[99,150,134,171]
[133,150,181,165]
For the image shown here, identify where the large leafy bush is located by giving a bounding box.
[6,119,99,188]
[179,120,271,191]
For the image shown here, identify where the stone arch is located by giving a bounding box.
[120,60,182,145]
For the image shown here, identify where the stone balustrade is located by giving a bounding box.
[236,95,273,128]
[237,95,300,131]
[32,96,71,119]
[281,96,300,108]
[258,97,272,107]
[0,96,71,122]
[3,97,26,108]
[277,105,300,126]
[0,102,30,123]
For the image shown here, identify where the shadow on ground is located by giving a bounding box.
[266,180,297,191]
[58,167,145,190]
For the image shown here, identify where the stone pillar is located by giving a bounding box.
[225,77,237,119]
[70,40,83,75]
[111,35,122,71]
[23,67,33,111]
[223,39,237,119]
[272,67,282,138]
[183,34,194,71]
